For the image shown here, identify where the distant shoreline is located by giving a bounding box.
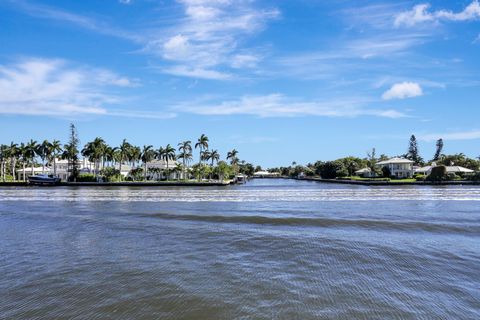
[0,181,231,187]
[1,178,479,187]
[297,177,480,186]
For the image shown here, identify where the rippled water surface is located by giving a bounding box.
[1,179,479,319]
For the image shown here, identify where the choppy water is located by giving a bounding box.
[0,179,479,319]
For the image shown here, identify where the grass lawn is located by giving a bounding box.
[343,176,417,183]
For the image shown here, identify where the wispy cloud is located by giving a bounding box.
[143,0,279,79]
[382,82,423,100]
[395,1,480,27]
[6,0,140,41]
[174,94,406,118]
[0,58,172,119]
[419,130,480,142]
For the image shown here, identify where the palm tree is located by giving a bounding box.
[129,145,141,168]
[18,143,28,182]
[209,149,220,167]
[0,144,8,182]
[82,137,106,177]
[118,139,131,180]
[178,140,192,180]
[141,145,155,181]
[49,140,62,176]
[25,140,38,177]
[156,146,166,180]
[163,144,176,181]
[227,149,239,175]
[8,142,18,182]
[38,140,51,174]
[195,134,209,165]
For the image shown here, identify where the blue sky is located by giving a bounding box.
[0,0,479,167]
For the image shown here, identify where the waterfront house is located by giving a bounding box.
[145,159,180,180]
[414,163,475,176]
[376,158,414,178]
[355,168,375,178]
[16,166,49,181]
[253,170,280,178]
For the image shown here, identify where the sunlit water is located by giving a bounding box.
[0,179,479,319]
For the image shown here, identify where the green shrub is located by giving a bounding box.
[468,172,480,181]
[77,174,97,182]
[426,166,448,181]
[414,174,426,181]
[381,166,391,178]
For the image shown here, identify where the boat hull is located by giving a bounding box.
[28,176,61,186]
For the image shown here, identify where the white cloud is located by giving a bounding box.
[162,65,232,80]
[174,94,406,118]
[231,54,260,69]
[144,0,279,79]
[0,58,170,119]
[119,0,132,4]
[382,82,423,100]
[10,0,140,41]
[395,1,480,27]
[419,130,480,142]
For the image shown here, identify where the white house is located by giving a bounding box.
[16,166,50,181]
[145,159,180,180]
[415,163,475,176]
[354,167,375,178]
[253,170,280,178]
[376,158,414,178]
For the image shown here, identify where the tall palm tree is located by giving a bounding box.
[118,139,131,180]
[156,146,166,180]
[49,140,62,176]
[18,143,28,182]
[163,144,176,181]
[141,145,155,181]
[209,149,220,167]
[8,142,18,182]
[0,144,8,182]
[82,137,106,177]
[227,149,239,175]
[178,140,192,180]
[38,140,51,174]
[25,140,38,177]
[129,145,141,168]
[195,134,209,165]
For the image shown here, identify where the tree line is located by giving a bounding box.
[0,124,256,182]
[268,135,480,179]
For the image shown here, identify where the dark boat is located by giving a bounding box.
[28,174,61,186]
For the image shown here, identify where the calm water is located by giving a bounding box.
[0,179,479,319]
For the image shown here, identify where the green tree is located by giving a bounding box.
[141,145,155,181]
[406,135,423,165]
[195,134,209,166]
[178,140,192,180]
[8,142,19,181]
[25,139,38,177]
[118,139,131,181]
[433,138,444,162]
[65,123,80,181]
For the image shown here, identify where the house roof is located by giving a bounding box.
[414,165,474,174]
[17,167,50,173]
[355,168,371,173]
[446,166,474,173]
[377,158,414,165]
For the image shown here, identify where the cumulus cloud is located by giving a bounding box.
[382,82,423,100]
[395,1,480,27]
[0,58,171,119]
[174,93,406,118]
